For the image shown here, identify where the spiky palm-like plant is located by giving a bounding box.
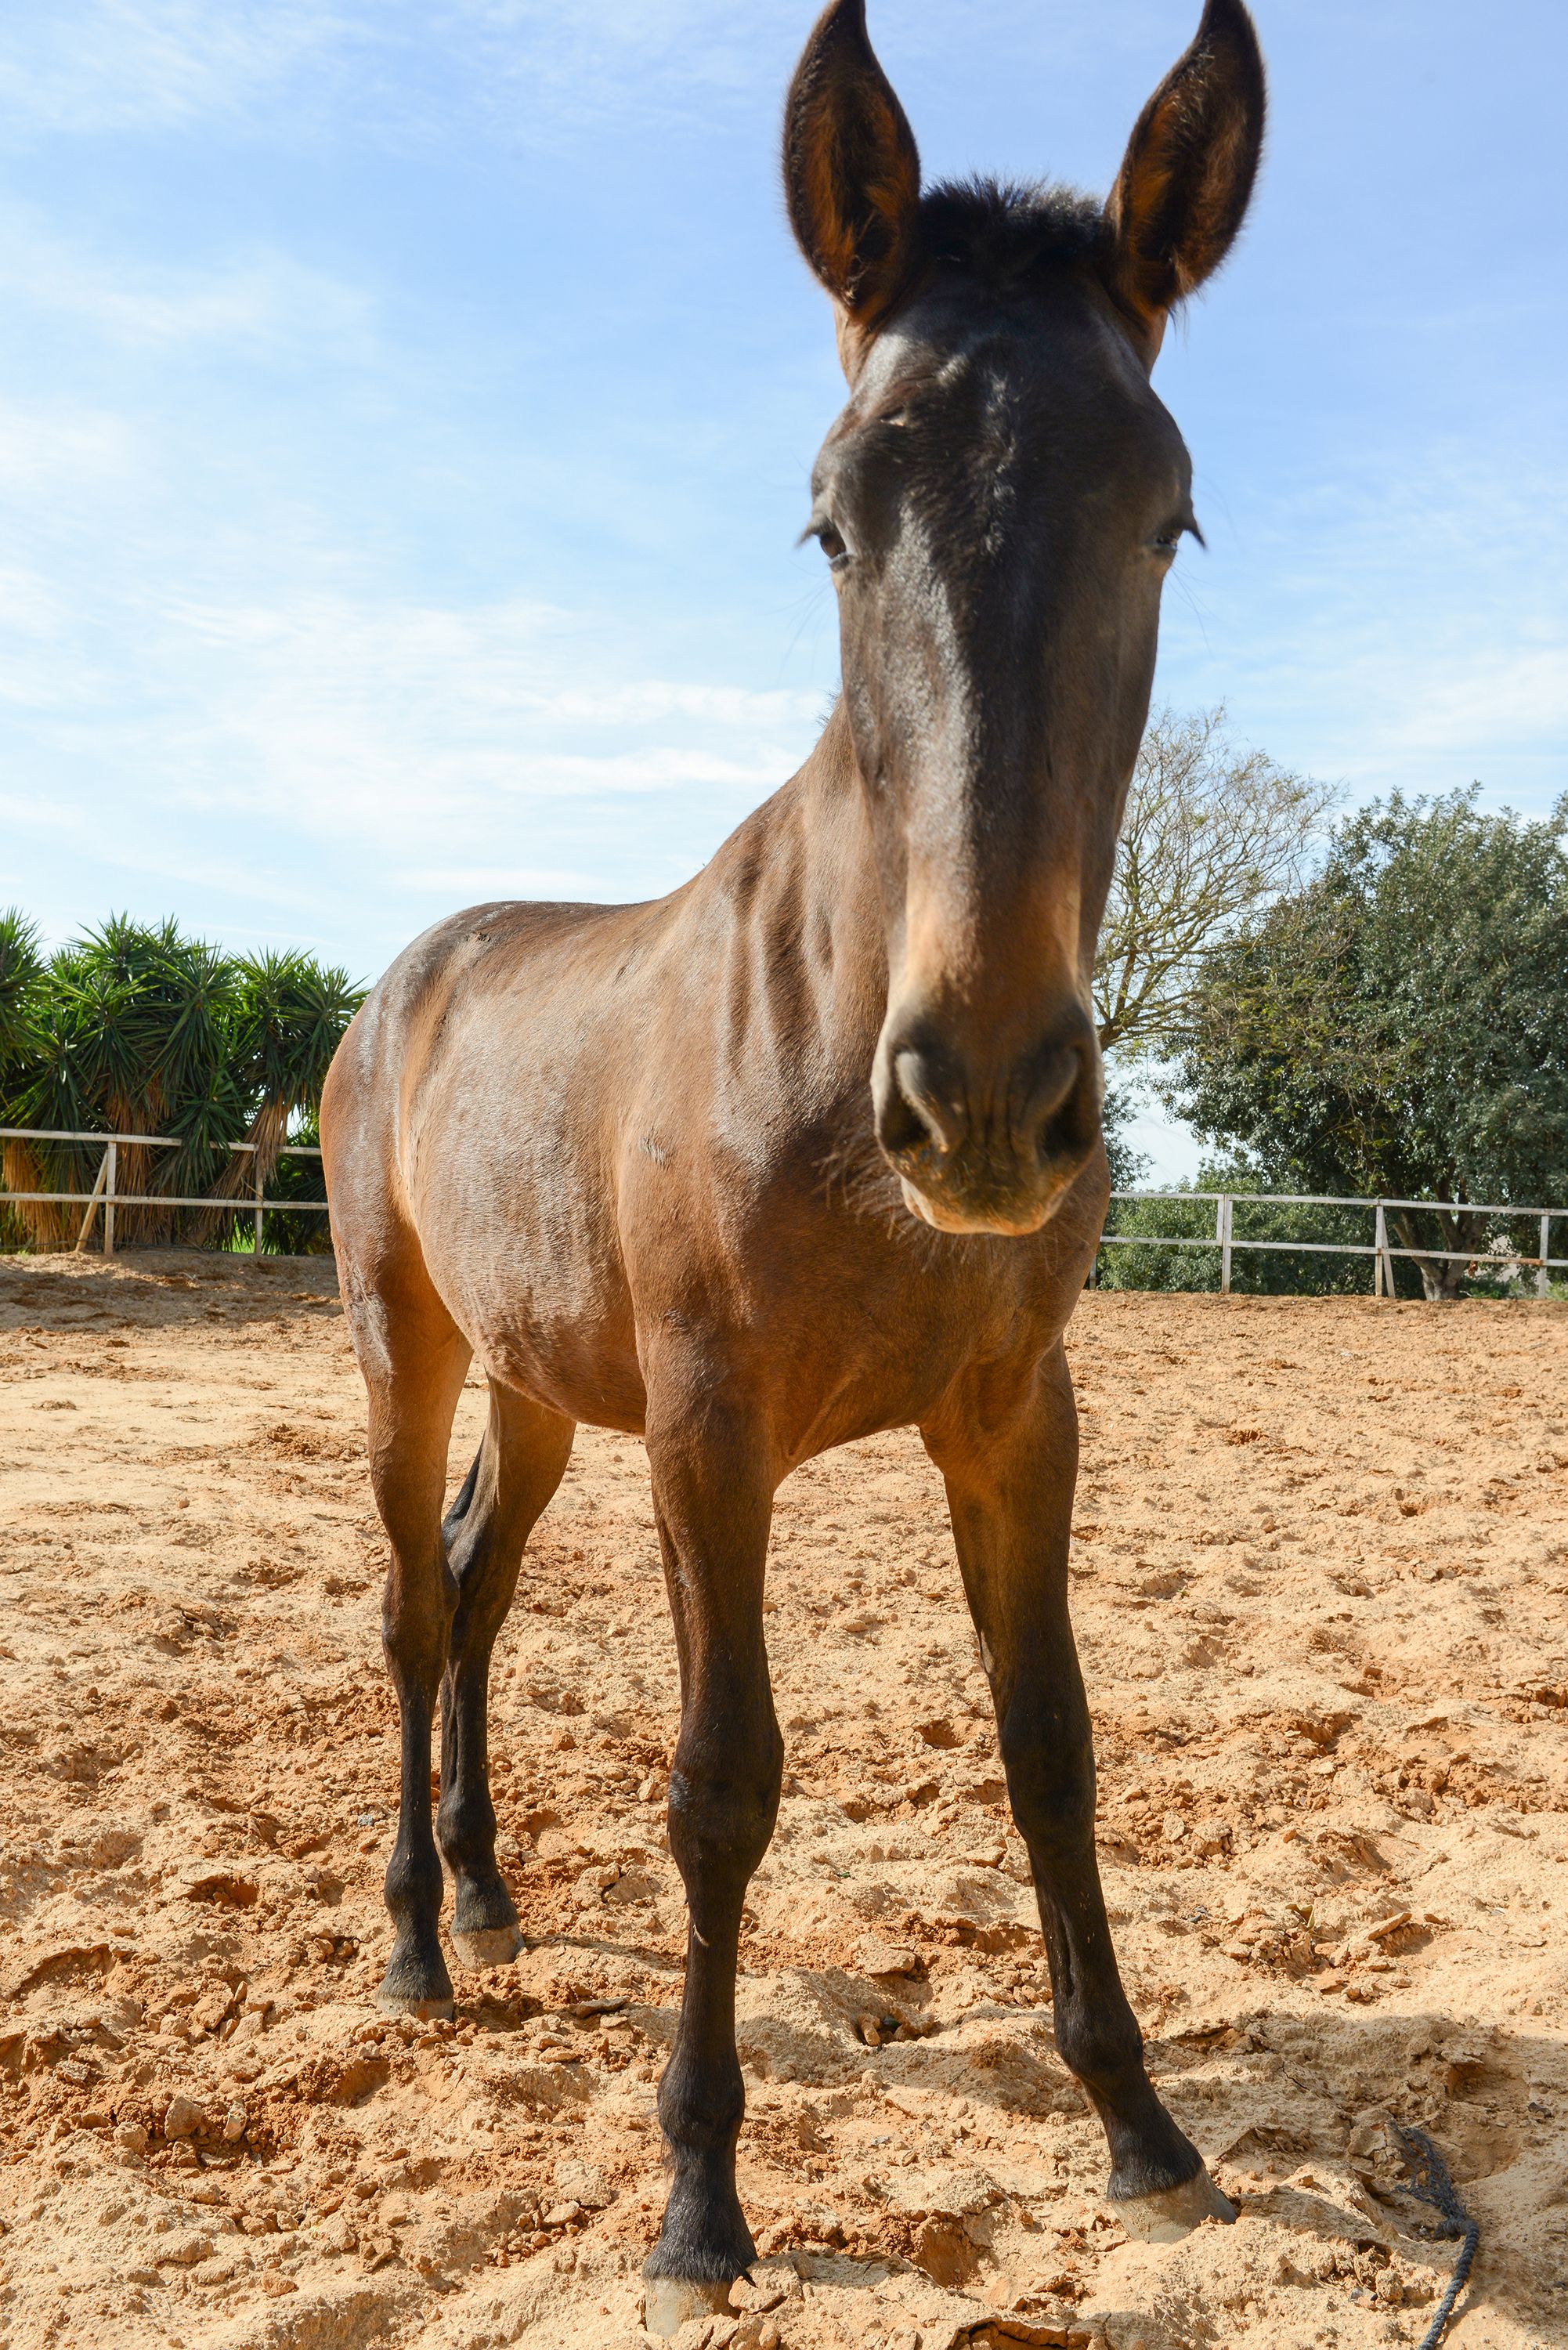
[0,910,45,1248]
[0,913,362,1253]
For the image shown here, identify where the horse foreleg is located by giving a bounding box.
[926,1347,1234,2244]
[438,1383,575,1967]
[641,1399,781,2335]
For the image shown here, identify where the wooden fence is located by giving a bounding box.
[1100,1189,1566,1298]
[3,1130,1564,1292]
[0,1126,327,1256]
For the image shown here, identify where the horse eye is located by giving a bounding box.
[816,522,849,569]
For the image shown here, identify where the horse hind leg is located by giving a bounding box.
[437,1383,574,1968]
[349,1255,473,2020]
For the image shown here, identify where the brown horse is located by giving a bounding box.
[321,0,1266,2326]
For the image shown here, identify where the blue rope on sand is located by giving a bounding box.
[1394,2126,1479,2350]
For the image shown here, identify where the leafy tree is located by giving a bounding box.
[1165,790,1568,1297]
[0,913,361,1253]
[1093,706,1337,1059]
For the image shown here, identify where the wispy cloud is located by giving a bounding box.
[0,204,378,355]
[0,2,363,143]
[0,396,135,493]
[1161,441,1568,817]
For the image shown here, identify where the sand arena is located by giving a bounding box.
[0,1253,1564,2349]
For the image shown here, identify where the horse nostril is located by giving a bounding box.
[878,1047,965,1163]
[1026,1035,1100,1166]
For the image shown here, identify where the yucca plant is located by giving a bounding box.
[0,910,46,1247]
[0,911,362,1253]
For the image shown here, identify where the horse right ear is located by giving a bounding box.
[783,0,922,331]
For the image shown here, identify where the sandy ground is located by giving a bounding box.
[1,1253,1566,2350]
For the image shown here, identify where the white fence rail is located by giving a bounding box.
[0,1126,327,1257]
[1100,1189,1567,1299]
[3,1131,1563,1292]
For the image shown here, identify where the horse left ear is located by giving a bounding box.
[783,0,922,330]
[1104,0,1266,342]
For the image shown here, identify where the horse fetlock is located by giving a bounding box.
[1051,2001,1146,2095]
[384,1843,444,1922]
[435,1793,499,1874]
[449,1869,522,1968]
[645,2155,756,2293]
[657,2046,746,2151]
[378,1934,454,2020]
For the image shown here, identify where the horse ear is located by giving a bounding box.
[783,0,922,328]
[1104,0,1266,338]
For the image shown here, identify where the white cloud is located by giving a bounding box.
[0,398,136,493]
[1162,440,1568,817]
[0,0,790,157]
[0,2,360,142]
[0,567,821,898]
[0,205,378,355]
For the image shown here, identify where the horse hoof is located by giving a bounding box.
[451,1925,524,1969]
[1110,2166,1237,2243]
[641,2278,735,2337]
[375,1986,456,2023]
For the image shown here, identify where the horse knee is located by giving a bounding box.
[997,1703,1095,1851]
[667,1726,782,1892]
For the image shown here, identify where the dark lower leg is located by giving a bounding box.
[438,1640,517,1960]
[381,1564,456,2015]
[435,1397,573,1963]
[641,1405,780,2301]
[1004,1701,1201,2199]
[648,1737,780,2283]
[930,1354,1210,2211]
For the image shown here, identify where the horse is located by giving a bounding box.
[320,0,1266,2327]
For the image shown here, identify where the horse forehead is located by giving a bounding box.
[832,306,1173,493]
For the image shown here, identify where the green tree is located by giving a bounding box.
[0,913,360,1253]
[1165,790,1568,1297]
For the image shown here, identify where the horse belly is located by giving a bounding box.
[409,1112,647,1431]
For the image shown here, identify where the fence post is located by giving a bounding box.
[1375,1200,1395,1299]
[103,1140,117,1260]
[254,1155,265,1257]
[1542,1212,1554,1302]
[74,1147,111,1252]
[1219,1195,1233,1296]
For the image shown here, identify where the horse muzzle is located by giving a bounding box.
[872,1003,1102,1238]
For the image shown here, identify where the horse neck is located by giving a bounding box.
[778,699,891,1069]
[670,696,890,1110]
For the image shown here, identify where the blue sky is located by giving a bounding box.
[2,0,1563,1177]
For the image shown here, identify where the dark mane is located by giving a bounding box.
[916,178,1107,287]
